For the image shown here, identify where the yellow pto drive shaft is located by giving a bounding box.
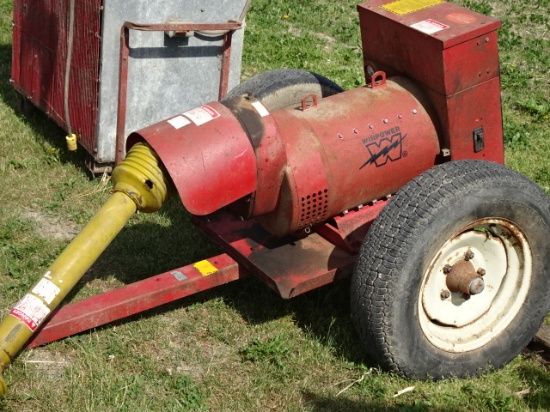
[0,143,172,397]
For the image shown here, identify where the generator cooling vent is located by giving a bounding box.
[299,188,329,228]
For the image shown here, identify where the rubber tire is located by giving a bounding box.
[351,160,550,380]
[222,68,344,111]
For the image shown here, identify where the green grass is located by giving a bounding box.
[1,0,549,410]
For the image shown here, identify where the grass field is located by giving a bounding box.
[0,0,549,410]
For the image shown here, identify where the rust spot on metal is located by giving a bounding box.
[222,95,266,148]
[301,94,318,111]
[446,259,484,295]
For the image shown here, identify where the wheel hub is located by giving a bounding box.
[445,259,485,296]
[419,219,532,352]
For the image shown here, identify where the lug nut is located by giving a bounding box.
[465,250,475,261]
[441,289,451,299]
[477,268,486,276]
[443,264,452,274]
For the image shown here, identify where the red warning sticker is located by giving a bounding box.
[9,294,51,331]
[10,308,38,331]
[184,105,221,126]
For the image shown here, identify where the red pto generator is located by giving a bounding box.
[1,0,549,394]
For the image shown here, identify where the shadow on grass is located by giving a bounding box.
[0,43,92,176]
[516,360,550,410]
[52,192,372,372]
[302,390,466,412]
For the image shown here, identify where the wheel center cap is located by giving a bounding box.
[446,260,485,295]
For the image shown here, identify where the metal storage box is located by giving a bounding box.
[11,0,247,172]
[358,0,503,163]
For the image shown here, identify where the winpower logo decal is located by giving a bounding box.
[359,128,408,169]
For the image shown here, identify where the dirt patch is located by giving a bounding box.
[314,32,337,44]
[22,348,73,380]
[22,209,79,241]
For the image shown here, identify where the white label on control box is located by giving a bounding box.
[410,19,449,34]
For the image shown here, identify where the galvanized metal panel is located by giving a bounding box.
[96,0,247,163]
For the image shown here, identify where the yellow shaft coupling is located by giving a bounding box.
[0,143,171,397]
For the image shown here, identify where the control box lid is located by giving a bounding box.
[358,0,502,95]
[358,0,501,49]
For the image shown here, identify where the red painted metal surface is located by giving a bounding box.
[132,77,439,236]
[218,31,234,101]
[11,0,101,153]
[315,199,388,253]
[357,1,504,163]
[357,1,501,95]
[127,101,257,216]
[256,78,440,235]
[26,254,244,348]
[193,211,358,299]
[425,77,504,163]
[115,21,242,165]
[221,95,287,218]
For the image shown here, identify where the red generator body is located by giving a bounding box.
[358,0,503,164]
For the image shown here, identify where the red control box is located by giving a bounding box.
[358,0,504,163]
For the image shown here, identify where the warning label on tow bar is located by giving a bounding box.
[10,294,51,331]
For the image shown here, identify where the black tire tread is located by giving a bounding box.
[351,160,550,379]
[223,68,344,110]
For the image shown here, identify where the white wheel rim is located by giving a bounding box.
[419,218,532,352]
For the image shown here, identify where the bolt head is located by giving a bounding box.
[443,264,452,274]
[465,250,475,261]
[440,289,451,299]
[477,268,486,276]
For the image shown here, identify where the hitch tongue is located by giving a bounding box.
[0,143,171,397]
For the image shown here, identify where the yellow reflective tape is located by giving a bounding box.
[194,260,218,276]
[382,0,444,15]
